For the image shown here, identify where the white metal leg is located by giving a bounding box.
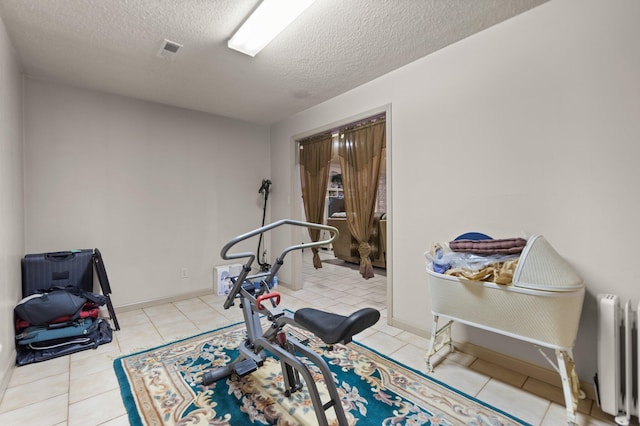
[555,349,580,425]
[425,315,454,372]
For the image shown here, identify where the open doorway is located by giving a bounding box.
[292,107,391,316]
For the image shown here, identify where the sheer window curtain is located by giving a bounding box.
[299,135,333,269]
[339,120,386,279]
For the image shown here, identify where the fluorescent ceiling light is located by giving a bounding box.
[228,0,317,57]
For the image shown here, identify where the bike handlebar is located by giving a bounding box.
[220,219,338,309]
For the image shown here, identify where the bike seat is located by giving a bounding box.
[294,307,380,345]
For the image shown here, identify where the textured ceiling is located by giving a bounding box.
[0,0,547,124]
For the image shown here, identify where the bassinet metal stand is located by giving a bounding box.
[425,314,583,426]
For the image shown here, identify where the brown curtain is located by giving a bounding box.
[338,120,386,279]
[299,134,333,268]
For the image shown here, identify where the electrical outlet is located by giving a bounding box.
[181,267,189,278]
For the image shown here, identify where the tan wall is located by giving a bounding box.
[23,79,271,307]
[270,0,640,382]
[0,14,24,391]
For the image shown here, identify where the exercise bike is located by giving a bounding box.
[201,219,380,426]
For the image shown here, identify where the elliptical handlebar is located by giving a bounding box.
[220,219,338,261]
[220,219,338,309]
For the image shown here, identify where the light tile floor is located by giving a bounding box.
[0,250,618,425]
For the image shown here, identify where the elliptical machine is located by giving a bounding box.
[201,219,380,426]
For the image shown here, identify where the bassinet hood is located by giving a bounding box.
[513,235,583,292]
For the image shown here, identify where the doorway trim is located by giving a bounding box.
[290,103,393,319]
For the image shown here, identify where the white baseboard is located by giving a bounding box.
[456,341,596,401]
[114,281,302,313]
[115,288,213,312]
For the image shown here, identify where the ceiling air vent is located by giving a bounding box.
[157,39,183,60]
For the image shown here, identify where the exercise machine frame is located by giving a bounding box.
[201,219,379,426]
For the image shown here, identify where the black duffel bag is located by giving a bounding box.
[14,287,106,326]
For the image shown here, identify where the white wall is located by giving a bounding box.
[271,0,640,382]
[0,15,24,387]
[24,79,271,306]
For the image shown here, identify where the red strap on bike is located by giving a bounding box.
[256,292,281,310]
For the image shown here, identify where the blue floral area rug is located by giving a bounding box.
[114,322,528,425]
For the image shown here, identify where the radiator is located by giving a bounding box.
[597,294,639,425]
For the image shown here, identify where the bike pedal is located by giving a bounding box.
[234,359,259,377]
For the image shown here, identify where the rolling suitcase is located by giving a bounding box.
[22,249,94,297]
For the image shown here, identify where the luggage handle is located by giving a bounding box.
[45,251,76,262]
[48,321,72,329]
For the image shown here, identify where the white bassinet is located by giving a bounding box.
[425,235,584,425]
